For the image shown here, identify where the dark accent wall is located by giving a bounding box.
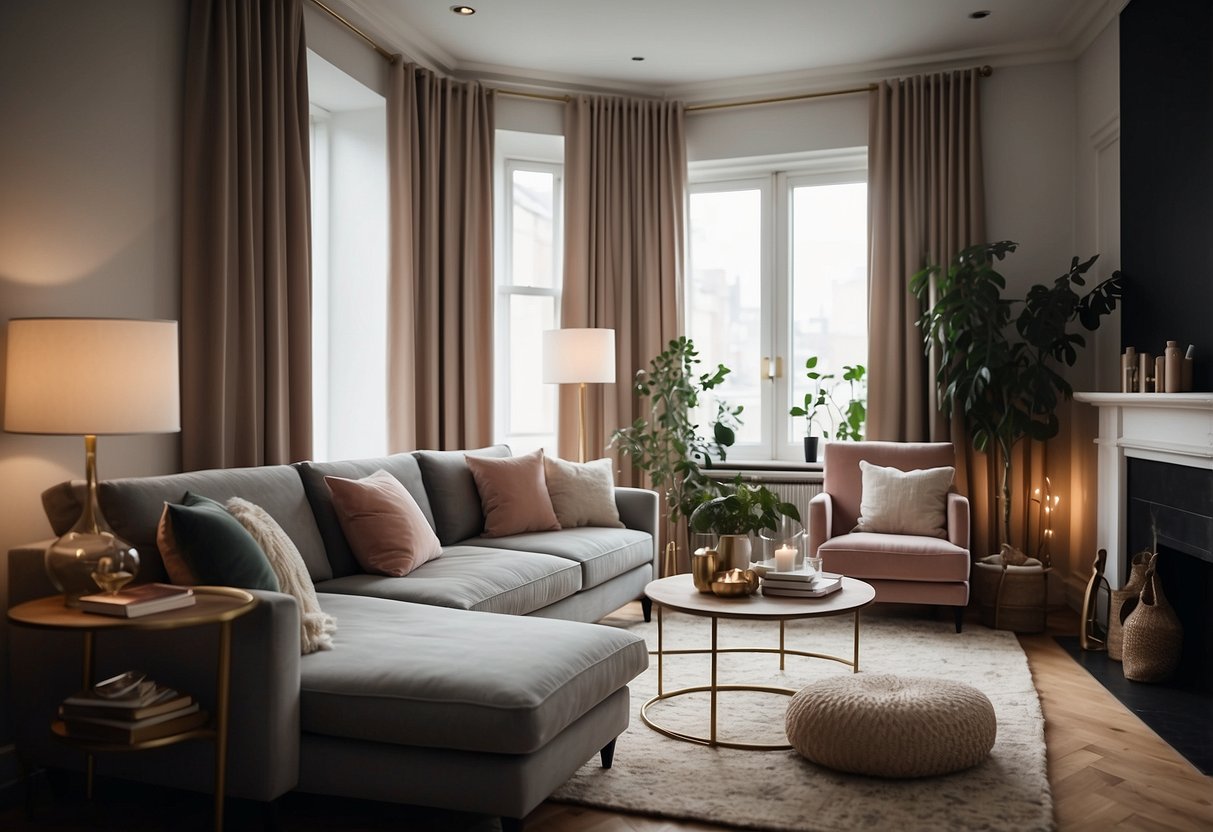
[1120,0,1213,391]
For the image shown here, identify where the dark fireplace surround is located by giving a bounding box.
[1126,458,1213,691]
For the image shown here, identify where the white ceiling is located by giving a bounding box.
[334,0,1124,98]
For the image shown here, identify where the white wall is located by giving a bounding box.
[686,94,868,162]
[0,0,187,787]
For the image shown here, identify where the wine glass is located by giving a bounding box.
[90,547,140,595]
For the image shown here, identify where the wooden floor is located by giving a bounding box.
[3,604,1209,831]
[525,604,1213,832]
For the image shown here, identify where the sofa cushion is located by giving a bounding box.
[314,546,581,615]
[294,454,434,579]
[300,594,648,755]
[42,465,332,583]
[466,449,560,537]
[462,528,652,590]
[157,493,281,590]
[415,445,511,545]
[543,456,624,529]
[324,470,442,577]
[819,532,970,582]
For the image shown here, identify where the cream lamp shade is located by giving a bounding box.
[4,317,181,435]
[4,317,180,607]
[542,328,616,384]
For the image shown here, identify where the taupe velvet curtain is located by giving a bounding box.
[181,0,312,470]
[866,68,992,554]
[560,95,686,481]
[386,62,494,452]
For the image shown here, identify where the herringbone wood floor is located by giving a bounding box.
[523,604,1213,832]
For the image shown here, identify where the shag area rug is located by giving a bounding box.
[552,608,1053,831]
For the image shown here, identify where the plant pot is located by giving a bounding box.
[803,436,819,463]
[972,555,1049,633]
[715,534,752,572]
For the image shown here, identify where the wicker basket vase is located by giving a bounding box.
[973,555,1049,633]
[1107,550,1151,662]
[1122,562,1183,683]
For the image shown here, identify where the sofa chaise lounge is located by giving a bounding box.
[7,446,657,827]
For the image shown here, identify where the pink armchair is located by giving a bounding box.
[808,441,970,632]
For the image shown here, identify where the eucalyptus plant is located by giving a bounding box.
[610,337,741,534]
[910,240,1122,549]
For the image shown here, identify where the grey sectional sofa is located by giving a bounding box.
[6,445,656,827]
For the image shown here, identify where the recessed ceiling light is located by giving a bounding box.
[450,5,475,15]
[969,10,991,19]
[632,56,645,62]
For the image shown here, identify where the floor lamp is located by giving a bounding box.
[542,328,616,462]
[4,318,181,605]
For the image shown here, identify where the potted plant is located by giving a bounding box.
[611,337,741,573]
[789,355,867,461]
[911,241,1121,630]
[689,476,801,571]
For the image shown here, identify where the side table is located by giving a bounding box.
[8,586,258,832]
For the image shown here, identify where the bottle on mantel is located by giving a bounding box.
[1164,341,1182,393]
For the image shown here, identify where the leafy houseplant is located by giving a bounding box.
[689,476,801,571]
[789,355,867,461]
[910,240,1122,557]
[610,337,741,559]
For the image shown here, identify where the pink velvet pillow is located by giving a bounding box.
[324,469,442,577]
[466,449,561,537]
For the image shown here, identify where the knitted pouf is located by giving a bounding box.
[785,674,997,778]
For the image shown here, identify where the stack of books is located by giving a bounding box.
[78,583,196,618]
[59,674,207,744]
[762,570,844,598]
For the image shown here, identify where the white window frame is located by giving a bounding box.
[688,149,867,462]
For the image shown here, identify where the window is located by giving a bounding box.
[687,150,868,461]
[493,131,565,455]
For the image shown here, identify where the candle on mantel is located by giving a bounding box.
[775,545,796,573]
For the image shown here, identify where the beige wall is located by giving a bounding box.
[0,0,187,783]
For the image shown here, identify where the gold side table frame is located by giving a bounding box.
[641,574,876,751]
[8,586,258,832]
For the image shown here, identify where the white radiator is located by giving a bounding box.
[704,470,824,522]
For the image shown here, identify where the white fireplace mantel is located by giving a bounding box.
[1074,392,1213,587]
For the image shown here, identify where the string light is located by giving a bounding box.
[1031,477,1058,568]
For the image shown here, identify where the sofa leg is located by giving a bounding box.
[500,817,524,832]
[954,606,964,633]
[600,738,617,769]
[640,596,652,622]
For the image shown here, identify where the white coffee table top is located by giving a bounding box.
[645,573,875,622]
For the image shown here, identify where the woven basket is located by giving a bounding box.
[1122,564,1183,683]
[972,558,1049,633]
[1107,551,1151,662]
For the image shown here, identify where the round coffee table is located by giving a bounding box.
[642,573,876,751]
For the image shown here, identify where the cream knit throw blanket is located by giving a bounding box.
[226,497,337,653]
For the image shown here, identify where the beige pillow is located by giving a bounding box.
[225,498,338,654]
[544,456,624,529]
[324,470,442,576]
[854,460,954,538]
[465,449,561,537]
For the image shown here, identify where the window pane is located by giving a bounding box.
[505,293,557,449]
[687,189,763,445]
[511,169,556,288]
[789,182,867,442]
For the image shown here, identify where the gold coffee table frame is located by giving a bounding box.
[642,574,876,751]
[8,587,258,832]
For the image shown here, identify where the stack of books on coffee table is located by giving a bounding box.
[761,571,843,598]
[59,676,207,744]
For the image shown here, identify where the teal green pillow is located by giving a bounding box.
[161,492,280,591]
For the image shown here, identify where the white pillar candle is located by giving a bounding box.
[775,545,796,573]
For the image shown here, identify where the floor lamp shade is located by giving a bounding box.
[4,318,181,605]
[542,328,616,462]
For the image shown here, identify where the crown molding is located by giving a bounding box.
[332,0,455,73]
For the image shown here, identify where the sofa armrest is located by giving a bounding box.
[615,487,660,573]
[947,492,971,554]
[6,543,301,801]
[808,492,833,557]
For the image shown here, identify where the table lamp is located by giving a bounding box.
[542,328,616,462]
[4,318,181,605]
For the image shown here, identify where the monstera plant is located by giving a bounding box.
[910,240,1122,555]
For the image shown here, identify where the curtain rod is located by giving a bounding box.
[306,2,993,111]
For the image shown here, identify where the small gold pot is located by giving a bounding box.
[710,568,760,598]
[691,548,720,593]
